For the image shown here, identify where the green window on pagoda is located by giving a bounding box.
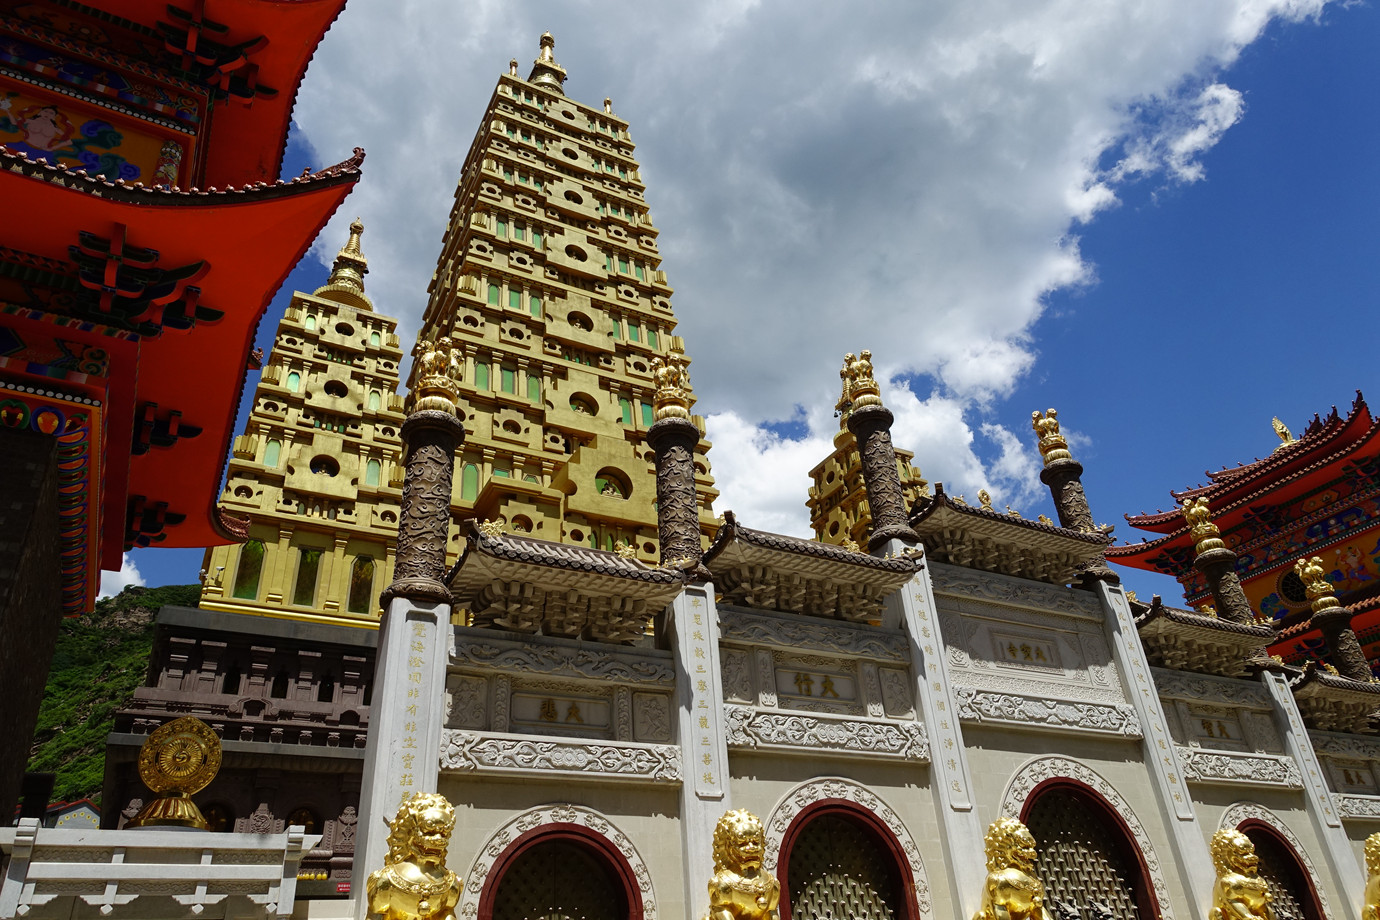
[618,256,629,274]
[611,320,621,339]
[532,231,543,249]
[589,532,599,548]
[641,402,653,426]
[628,322,641,343]
[529,295,542,317]
[635,264,645,281]
[369,330,381,346]
[514,224,525,241]
[527,375,541,402]
[365,459,381,486]
[501,366,516,394]
[534,178,543,190]
[368,390,381,410]
[232,540,265,600]
[604,255,613,271]
[619,397,633,425]
[647,328,658,348]
[496,218,507,238]
[503,168,512,182]
[475,361,490,389]
[506,124,515,137]
[264,439,281,467]
[519,173,528,185]
[293,548,323,607]
[524,474,539,483]
[287,371,301,392]
[461,463,479,500]
[347,557,375,614]
[494,468,510,478]
[619,166,627,178]
[488,284,500,305]
[509,290,521,310]
[305,314,316,331]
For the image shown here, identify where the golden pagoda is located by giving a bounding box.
[412,34,717,561]
[198,221,408,626]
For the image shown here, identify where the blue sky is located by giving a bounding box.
[109,1,1379,606]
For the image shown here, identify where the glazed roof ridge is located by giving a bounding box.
[1135,596,1275,638]
[703,510,921,573]
[1289,661,1380,694]
[0,145,366,200]
[456,519,682,584]
[911,482,1113,545]
[1123,392,1372,528]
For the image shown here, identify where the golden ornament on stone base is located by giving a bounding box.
[974,816,1054,920]
[1209,829,1272,920]
[126,716,222,830]
[706,809,780,920]
[367,792,463,920]
[1362,833,1380,920]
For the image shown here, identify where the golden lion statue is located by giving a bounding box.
[1209,829,1273,920]
[367,792,463,920]
[1362,833,1380,920]
[974,816,1054,920]
[707,809,780,920]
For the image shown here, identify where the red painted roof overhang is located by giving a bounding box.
[0,150,361,553]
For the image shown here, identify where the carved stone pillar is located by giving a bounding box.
[846,404,919,553]
[1033,409,1117,585]
[380,409,465,604]
[1314,605,1371,681]
[647,416,710,581]
[1193,548,1255,625]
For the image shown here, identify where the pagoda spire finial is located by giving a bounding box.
[527,32,567,95]
[312,217,373,311]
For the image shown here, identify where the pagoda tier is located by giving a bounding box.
[0,145,362,611]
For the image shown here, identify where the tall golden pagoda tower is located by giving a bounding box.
[413,33,717,559]
[807,353,928,547]
[199,221,408,626]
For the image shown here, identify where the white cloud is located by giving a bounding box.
[291,0,1335,532]
[98,553,145,600]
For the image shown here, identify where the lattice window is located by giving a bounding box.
[1025,790,1144,920]
[491,840,623,920]
[787,814,903,920]
[1242,829,1314,920]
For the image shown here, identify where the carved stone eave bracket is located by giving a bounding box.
[1290,663,1380,733]
[703,510,920,622]
[1135,598,1274,678]
[909,483,1111,584]
[448,521,683,643]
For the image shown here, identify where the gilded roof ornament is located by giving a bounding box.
[650,354,692,421]
[509,58,518,76]
[1295,555,1340,614]
[978,489,994,511]
[313,217,373,311]
[1031,409,1071,466]
[528,32,567,94]
[614,540,638,560]
[1182,497,1226,555]
[413,336,463,414]
[126,716,222,829]
[478,518,505,539]
[604,97,613,114]
[1271,416,1297,452]
[837,350,882,421]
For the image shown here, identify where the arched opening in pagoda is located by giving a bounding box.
[778,801,917,920]
[1237,820,1324,920]
[480,824,642,920]
[1020,779,1157,920]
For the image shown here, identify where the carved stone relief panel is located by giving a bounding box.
[632,691,672,743]
[879,668,915,719]
[860,662,884,718]
[1326,759,1380,796]
[930,563,1104,619]
[446,674,487,730]
[754,648,778,708]
[1177,701,1249,753]
[509,679,613,739]
[1309,731,1380,796]
[721,648,753,703]
[771,651,864,717]
[1154,669,1286,758]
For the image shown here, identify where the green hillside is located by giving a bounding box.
[26,584,199,805]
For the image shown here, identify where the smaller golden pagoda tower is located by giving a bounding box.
[199,221,408,627]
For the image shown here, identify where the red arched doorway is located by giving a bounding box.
[1236,820,1324,920]
[478,823,644,920]
[777,800,919,920]
[1020,779,1158,920]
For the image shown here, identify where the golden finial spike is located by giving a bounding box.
[650,355,692,421]
[528,32,567,93]
[1182,497,1225,555]
[1272,416,1297,452]
[1295,556,1340,614]
[314,217,371,309]
[978,489,994,511]
[836,349,882,425]
[1031,408,1071,466]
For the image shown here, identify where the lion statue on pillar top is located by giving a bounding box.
[974,816,1054,920]
[367,792,463,920]
[1209,828,1273,920]
[706,809,780,920]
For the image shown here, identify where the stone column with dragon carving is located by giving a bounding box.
[1182,497,1257,626]
[1297,556,1372,682]
[647,353,711,582]
[353,338,465,917]
[1031,409,1118,585]
[838,350,920,554]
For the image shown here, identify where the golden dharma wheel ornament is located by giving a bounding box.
[126,715,222,830]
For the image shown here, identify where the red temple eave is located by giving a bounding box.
[103,0,349,186]
[0,146,362,574]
